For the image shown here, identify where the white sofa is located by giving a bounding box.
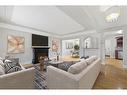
[0,66,35,89]
[47,56,101,89]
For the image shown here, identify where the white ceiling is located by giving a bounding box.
[11,6,84,35]
[0,6,127,36]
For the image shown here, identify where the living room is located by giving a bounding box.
[0,4,127,91]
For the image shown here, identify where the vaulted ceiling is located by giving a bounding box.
[0,6,127,36]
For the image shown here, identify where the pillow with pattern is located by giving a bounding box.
[58,61,75,71]
[4,59,22,74]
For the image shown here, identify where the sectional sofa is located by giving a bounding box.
[0,61,35,89]
[47,56,101,89]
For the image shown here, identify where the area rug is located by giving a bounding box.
[33,64,47,89]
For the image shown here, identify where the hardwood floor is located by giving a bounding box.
[104,58,123,69]
[93,58,127,89]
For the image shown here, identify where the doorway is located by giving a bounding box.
[61,38,79,57]
[104,30,123,68]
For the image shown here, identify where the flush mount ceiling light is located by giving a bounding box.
[105,12,120,22]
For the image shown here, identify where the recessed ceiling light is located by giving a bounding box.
[117,30,123,34]
[106,12,120,22]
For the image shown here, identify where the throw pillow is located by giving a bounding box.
[4,59,22,74]
[85,56,97,65]
[68,61,88,74]
[0,64,5,75]
[58,61,74,71]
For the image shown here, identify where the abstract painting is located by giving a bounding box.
[7,35,25,53]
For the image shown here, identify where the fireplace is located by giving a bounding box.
[32,47,49,64]
[32,34,49,64]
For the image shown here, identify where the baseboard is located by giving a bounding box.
[122,64,127,69]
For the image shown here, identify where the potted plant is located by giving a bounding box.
[74,44,79,51]
[72,44,80,58]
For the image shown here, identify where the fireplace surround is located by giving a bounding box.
[32,47,49,64]
[32,34,49,64]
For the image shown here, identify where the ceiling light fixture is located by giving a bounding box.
[105,12,120,22]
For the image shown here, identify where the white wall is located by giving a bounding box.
[61,31,100,58]
[83,48,99,57]
[62,40,73,56]
[62,39,79,56]
[80,32,100,58]
[0,27,32,65]
[105,39,111,56]
[105,37,116,58]
[0,27,62,64]
[123,28,127,68]
[0,28,61,64]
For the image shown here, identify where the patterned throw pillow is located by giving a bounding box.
[58,61,76,71]
[4,59,22,74]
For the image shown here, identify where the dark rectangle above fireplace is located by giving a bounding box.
[32,34,48,46]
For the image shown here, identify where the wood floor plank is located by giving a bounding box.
[93,58,127,89]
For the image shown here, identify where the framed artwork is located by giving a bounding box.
[52,39,60,52]
[7,35,25,53]
[66,42,73,49]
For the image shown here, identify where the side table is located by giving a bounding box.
[22,64,34,69]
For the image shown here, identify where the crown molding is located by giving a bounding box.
[61,29,96,39]
[0,22,97,39]
[0,22,61,38]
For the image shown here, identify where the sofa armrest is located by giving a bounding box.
[0,67,35,89]
[47,66,78,89]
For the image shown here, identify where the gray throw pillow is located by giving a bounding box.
[4,59,22,74]
[58,61,75,71]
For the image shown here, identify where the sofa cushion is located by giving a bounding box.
[68,60,88,74]
[0,60,4,67]
[4,59,22,74]
[0,65,5,75]
[85,56,97,65]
